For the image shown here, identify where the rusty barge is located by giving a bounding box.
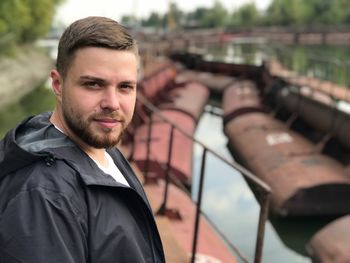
[170,51,350,218]
[119,36,350,261]
[163,49,350,262]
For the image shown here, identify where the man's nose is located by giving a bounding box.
[100,87,120,111]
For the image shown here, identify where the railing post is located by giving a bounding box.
[157,125,175,215]
[254,193,270,263]
[191,148,207,263]
[144,116,153,183]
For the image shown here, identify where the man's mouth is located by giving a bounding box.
[94,118,123,129]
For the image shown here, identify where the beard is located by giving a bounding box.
[62,103,126,149]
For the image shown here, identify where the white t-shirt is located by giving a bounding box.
[52,125,129,187]
[93,151,130,187]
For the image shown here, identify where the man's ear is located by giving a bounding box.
[51,69,63,102]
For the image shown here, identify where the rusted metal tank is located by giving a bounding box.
[143,178,238,263]
[222,79,266,124]
[223,81,350,217]
[133,109,195,187]
[157,81,209,122]
[175,70,234,94]
[307,215,350,263]
[131,65,177,127]
[275,85,350,150]
[140,66,177,100]
[171,51,263,82]
[132,67,210,187]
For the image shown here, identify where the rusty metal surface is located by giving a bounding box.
[276,86,350,150]
[135,89,271,263]
[175,70,234,93]
[133,110,195,186]
[157,81,209,122]
[222,81,350,216]
[307,215,350,263]
[224,112,350,216]
[140,66,176,100]
[222,80,267,124]
[143,179,239,263]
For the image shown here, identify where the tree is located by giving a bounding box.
[202,1,229,27]
[0,0,32,40]
[186,1,229,28]
[0,0,64,44]
[141,12,164,28]
[265,0,350,26]
[21,0,59,41]
[266,0,308,26]
[229,3,259,27]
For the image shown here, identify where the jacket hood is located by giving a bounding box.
[0,112,75,178]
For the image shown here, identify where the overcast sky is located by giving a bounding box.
[55,0,272,25]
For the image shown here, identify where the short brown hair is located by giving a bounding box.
[56,16,138,78]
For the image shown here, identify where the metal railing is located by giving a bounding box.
[133,92,272,263]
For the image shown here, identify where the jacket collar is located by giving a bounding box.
[0,112,149,204]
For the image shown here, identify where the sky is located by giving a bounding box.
[55,0,272,26]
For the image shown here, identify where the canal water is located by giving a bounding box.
[1,41,347,262]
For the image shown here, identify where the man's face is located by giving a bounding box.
[52,47,138,149]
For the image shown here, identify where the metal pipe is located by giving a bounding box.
[144,116,153,183]
[254,192,271,263]
[157,125,175,215]
[191,148,207,263]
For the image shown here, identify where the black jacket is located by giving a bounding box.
[0,112,165,263]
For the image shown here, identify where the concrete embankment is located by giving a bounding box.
[0,46,54,110]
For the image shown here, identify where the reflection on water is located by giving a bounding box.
[192,110,311,263]
[270,216,336,257]
[204,42,267,66]
[204,41,350,87]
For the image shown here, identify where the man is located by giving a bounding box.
[0,16,165,262]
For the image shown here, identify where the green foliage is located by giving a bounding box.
[0,0,31,42]
[141,12,165,28]
[265,0,309,26]
[266,0,350,26]
[200,1,228,28]
[186,1,229,28]
[0,84,55,139]
[230,3,259,27]
[136,0,350,29]
[0,0,64,45]
[21,0,55,42]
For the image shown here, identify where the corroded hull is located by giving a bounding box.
[223,81,350,217]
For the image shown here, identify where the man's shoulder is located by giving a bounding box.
[0,156,85,207]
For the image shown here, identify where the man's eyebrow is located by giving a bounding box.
[79,76,137,86]
[120,80,137,85]
[79,75,106,83]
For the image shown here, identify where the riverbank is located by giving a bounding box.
[0,46,54,110]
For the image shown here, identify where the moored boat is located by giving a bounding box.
[131,66,209,187]
[125,61,239,262]
[222,79,350,217]
[143,177,238,263]
[132,109,196,186]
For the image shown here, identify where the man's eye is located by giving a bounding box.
[120,84,134,91]
[85,82,101,89]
